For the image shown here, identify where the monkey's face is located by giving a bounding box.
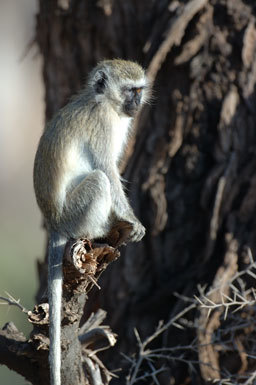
[90,59,149,118]
[121,86,144,117]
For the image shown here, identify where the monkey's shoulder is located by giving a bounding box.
[47,106,87,135]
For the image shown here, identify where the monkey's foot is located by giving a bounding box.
[105,220,133,247]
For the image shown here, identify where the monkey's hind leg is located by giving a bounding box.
[62,170,112,240]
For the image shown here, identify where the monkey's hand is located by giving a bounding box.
[128,219,146,242]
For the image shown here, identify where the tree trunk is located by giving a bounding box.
[2,0,256,384]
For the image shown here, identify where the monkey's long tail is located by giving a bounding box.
[48,231,67,385]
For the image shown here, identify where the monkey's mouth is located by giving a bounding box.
[123,102,139,117]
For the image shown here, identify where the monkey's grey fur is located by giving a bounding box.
[34,59,149,385]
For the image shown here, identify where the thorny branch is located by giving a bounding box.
[0,292,29,314]
[125,247,256,385]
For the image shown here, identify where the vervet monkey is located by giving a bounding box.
[33,59,149,385]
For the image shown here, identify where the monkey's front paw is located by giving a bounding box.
[129,221,146,242]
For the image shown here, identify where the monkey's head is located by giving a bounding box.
[88,59,149,117]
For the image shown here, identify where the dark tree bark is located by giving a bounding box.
[2,0,256,384]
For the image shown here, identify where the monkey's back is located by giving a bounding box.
[33,100,92,227]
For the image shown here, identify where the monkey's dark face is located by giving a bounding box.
[122,87,144,117]
[91,64,149,117]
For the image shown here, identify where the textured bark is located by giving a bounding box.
[2,0,256,384]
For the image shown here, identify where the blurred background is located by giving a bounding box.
[0,0,44,383]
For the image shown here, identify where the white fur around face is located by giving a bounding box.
[111,116,131,163]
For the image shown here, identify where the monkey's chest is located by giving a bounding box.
[63,145,92,190]
[111,116,131,162]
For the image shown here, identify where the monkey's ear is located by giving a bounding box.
[94,70,108,94]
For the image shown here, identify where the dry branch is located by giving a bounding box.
[0,222,131,385]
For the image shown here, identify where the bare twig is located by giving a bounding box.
[0,292,29,314]
[126,303,196,384]
[126,247,256,385]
